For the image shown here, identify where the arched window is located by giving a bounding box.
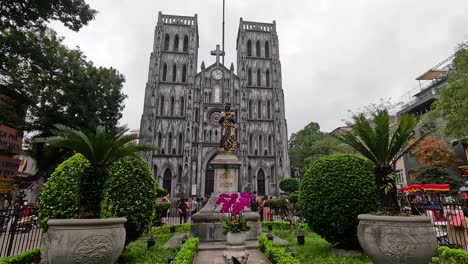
[247,68,252,86]
[195,108,199,122]
[247,39,252,56]
[249,135,253,154]
[257,169,265,195]
[266,69,270,87]
[214,85,221,103]
[163,169,172,195]
[178,133,183,154]
[168,133,172,155]
[170,96,175,116]
[248,100,252,119]
[258,100,261,119]
[157,132,162,150]
[164,34,170,51]
[180,97,184,116]
[267,100,271,119]
[259,135,262,155]
[268,135,272,155]
[209,130,212,142]
[160,96,165,115]
[172,64,177,82]
[183,35,189,52]
[256,40,261,57]
[271,165,275,181]
[162,63,167,81]
[173,34,179,51]
[248,165,252,181]
[265,41,270,57]
[257,69,261,87]
[182,65,187,83]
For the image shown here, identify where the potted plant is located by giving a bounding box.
[38,124,154,264]
[215,193,252,246]
[337,110,437,264]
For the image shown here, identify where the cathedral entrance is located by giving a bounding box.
[163,169,172,195]
[204,154,216,196]
[257,169,265,196]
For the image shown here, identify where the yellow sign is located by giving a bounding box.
[0,177,14,193]
[219,182,233,188]
[220,172,232,179]
[0,125,23,154]
[0,155,21,177]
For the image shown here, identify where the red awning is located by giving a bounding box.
[398,184,450,193]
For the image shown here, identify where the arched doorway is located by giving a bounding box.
[163,169,172,195]
[257,169,265,196]
[205,155,216,196]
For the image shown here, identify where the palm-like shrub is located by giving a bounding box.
[39,124,154,218]
[337,110,425,214]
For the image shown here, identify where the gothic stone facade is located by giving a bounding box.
[140,12,290,197]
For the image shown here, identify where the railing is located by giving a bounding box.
[0,208,42,257]
[161,15,195,26]
[242,21,273,32]
[410,202,468,250]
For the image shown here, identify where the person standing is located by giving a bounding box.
[190,197,198,216]
[263,196,271,222]
[178,199,188,224]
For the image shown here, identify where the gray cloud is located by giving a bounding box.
[50,0,468,136]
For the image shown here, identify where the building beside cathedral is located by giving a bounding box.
[140,12,290,197]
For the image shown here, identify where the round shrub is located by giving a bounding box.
[298,154,377,249]
[101,155,157,243]
[38,154,91,230]
[279,178,299,193]
[154,202,171,226]
[264,198,287,210]
[156,186,168,197]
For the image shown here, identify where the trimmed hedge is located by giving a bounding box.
[258,236,300,264]
[154,202,171,226]
[173,237,199,264]
[298,154,378,250]
[432,246,468,263]
[39,154,158,244]
[101,155,158,244]
[264,198,288,211]
[279,178,300,194]
[38,154,89,230]
[152,223,191,235]
[0,248,40,264]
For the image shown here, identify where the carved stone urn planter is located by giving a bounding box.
[226,231,246,246]
[42,218,127,264]
[357,214,436,264]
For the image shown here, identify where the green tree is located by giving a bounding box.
[431,48,468,143]
[38,124,155,218]
[412,167,465,192]
[288,122,352,172]
[337,110,425,214]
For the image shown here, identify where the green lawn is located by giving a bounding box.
[118,233,180,264]
[263,226,372,264]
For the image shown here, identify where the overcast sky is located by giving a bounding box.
[50,0,468,137]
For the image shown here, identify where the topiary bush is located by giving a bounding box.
[279,178,299,194]
[101,155,157,244]
[172,237,199,264]
[298,154,377,250]
[154,202,171,226]
[38,154,91,230]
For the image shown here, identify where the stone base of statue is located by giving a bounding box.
[223,245,249,264]
[190,151,261,242]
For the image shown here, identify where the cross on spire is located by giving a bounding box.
[211,44,225,69]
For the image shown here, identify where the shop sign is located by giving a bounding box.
[0,177,15,193]
[460,165,468,178]
[0,155,21,177]
[0,125,22,154]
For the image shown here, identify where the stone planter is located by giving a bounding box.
[226,231,246,246]
[42,218,127,264]
[357,214,436,264]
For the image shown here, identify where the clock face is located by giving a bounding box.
[211,69,223,80]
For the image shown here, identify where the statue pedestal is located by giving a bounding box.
[190,151,260,242]
[223,245,249,264]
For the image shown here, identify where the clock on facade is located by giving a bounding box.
[211,69,223,80]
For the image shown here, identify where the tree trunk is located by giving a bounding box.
[78,168,106,219]
[375,167,400,214]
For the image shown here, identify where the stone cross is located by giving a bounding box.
[211,44,225,69]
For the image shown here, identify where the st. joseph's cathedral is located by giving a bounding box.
[140,12,290,197]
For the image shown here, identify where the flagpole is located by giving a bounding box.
[222,0,225,67]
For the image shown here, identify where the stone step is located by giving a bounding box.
[193,249,271,264]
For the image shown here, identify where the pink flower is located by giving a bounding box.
[239,197,250,207]
[240,193,253,199]
[215,197,228,206]
[221,203,230,213]
[220,193,231,199]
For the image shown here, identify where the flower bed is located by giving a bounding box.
[258,236,300,264]
[173,237,199,264]
[0,248,40,264]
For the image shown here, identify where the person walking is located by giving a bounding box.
[262,196,271,222]
[178,199,188,224]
